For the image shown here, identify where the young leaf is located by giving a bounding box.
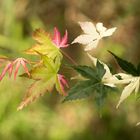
[109,51,138,76]
[41,54,61,73]
[17,67,57,110]
[26,29,62,60]
[17,55,67,110]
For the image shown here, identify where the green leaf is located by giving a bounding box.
[17,64,57,110]
[95,84,106,113]
[109,51,138,76]
[71,65,99,81]
[18,55,65,110]
[31,66,55,80]
[95,84,113,107]
[94,84,116,114]
[137,63,140,75]
[63,80,99,102]
[96,60,106,79]
[63,60,116,109]
[26,28,62,61]
[17,75,56,110]
[20,54,62,79]
[71,62,106,82]
[41,54,61,73]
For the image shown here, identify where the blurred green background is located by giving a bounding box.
[0,0,140,140]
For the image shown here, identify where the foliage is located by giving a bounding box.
[109,51,140,76]
[0,2,140,130]
[109,51,140,108]
[0,19,140,114]
[72,22,116,51]
[1,0,140,140]
[63,62,115,109]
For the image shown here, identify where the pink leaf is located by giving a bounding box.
[0,63,12,81]
[60,30,68,47]
[20,60,30,77]
[8,64,13,77]
[53,27,61,46]
[14,61,20,80]
[58,74,69,96]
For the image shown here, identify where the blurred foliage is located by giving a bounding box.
[0,0,140,139]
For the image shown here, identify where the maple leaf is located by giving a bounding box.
[17,27,69,110]
[72,22,116,51]
[116,74,140,108]
[109,51,139,76]
[26,28,68,61]
[17,66,56,110]
[0,57,30,81]
[26,28,62,60]
[63,61,115,109]
[109,51,140,108]
[17,55,68,110]
[52,27,68,48]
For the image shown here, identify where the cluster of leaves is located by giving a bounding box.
[0,21,139,113]
[17,28,69,110]
[0,28,69,110]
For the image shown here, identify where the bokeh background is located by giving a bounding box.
[0,0,140,139]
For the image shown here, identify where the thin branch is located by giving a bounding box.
[61,50,78,65]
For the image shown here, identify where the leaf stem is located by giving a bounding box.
[61,50,78,65]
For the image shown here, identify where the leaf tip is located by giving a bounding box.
[116,101,121,109]
[136,122,140,126]
[17,105,24,111]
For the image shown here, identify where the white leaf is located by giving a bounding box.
[136,122,140,126]
[84,39,99,51]
[135,78,140,93]
[104,83,116,87]
[72,35,94,45]
[87,53,97,66]
[103,64,112,78]
[116,81,137,108]
[73,21,117,51]
[78,22,99,37]
[112,73,133,84]
[103,27,117,37]
[96,23,116,38]
[105,76,127,85]
[96,22,107,34]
